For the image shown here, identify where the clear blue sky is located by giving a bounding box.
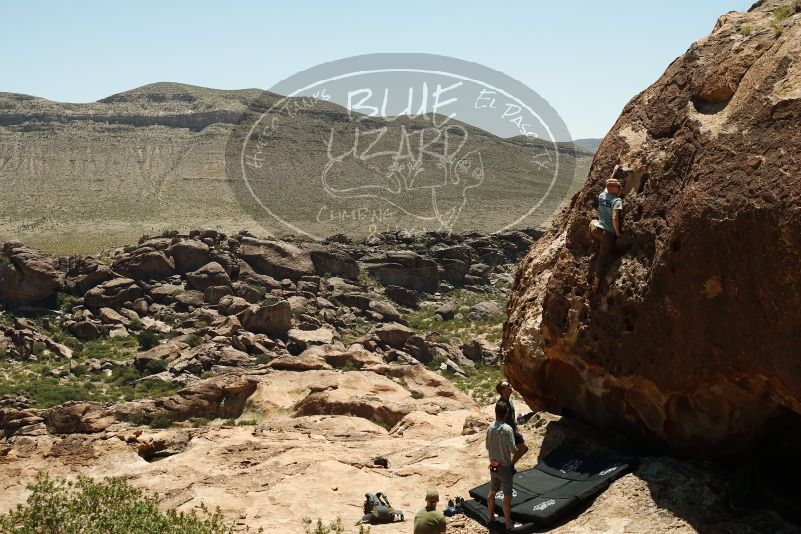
[2,0,752,139]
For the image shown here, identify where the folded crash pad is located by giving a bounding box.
[465,446,636,528]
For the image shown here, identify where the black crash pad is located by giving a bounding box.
[464,446,636,528]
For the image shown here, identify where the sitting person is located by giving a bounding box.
[413,489,446,534]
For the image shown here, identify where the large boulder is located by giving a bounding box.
[237,300,292,336]
[112,374,259,423]
[44,402,115,434]
[306,244,359,279]
[63,257,114,294]
[186,261,230,291]
[237,237,314,280]
[363,251,438,292]
[0,243,64,305]
[84,277,142,309]
[113,249,175,279]
[170,239,210,274]
[503,2,801,457]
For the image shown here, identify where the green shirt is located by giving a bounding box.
[414,508,446,534]
[598,190,623,233]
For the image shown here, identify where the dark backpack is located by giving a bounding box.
[362,492,404,524]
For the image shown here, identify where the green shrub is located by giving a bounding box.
[0,376,94,408]
[125,411,150,426]
[56,292,79,311]
[160,229,180,239]
[740,24,753,36]
[185,334,203,348]
[237,419,257,426]
[191,417,211,428]
[108,366,142,386]
[0,473,256,533]
[80,337,138,360]
[31,341,47,356]
[136,379,175,398]
[142,358,167,375]
[302,517,346,534]
[773,4,794,22]
[149,415,172,429]
[410,390,425,400]
[255,354,272,365]
[129,318,144,331]
[137,330,162,350]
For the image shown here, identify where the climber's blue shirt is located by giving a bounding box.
[598,190,623,233]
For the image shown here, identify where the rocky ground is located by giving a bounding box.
[0,229,797,532]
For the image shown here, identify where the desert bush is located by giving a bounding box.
[191,417,211,427]
[149,415,172,429]
[185,334,203,348]
[31,341,47,356]
[137,330,162,350]
[237,419,257,426]
[773,3,794,22]
[142,358,168,375]
[136,379,175,398]
[0,473,255,533]
[56,292,79,311]
[450,362,504,405]
[302,517,345,534]
[125,411,151,426]
[80,337,138,360]
[0,377,95,408]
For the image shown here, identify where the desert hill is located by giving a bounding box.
[0,83,592,254]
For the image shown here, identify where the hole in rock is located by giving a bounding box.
[691,96,731,115]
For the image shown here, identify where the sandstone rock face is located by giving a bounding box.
[0,243,64,305]
[44,402,115,434]
[112,374,258,423]
[503,1,801,456]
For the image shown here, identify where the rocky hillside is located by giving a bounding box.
[504,0,801,464]
[1,229,796,532]
[0,83,592,254]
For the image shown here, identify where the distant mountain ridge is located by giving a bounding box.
[571,138,603,153]
[0,83,593,253]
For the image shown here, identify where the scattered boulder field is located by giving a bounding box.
[0,226,797,532]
